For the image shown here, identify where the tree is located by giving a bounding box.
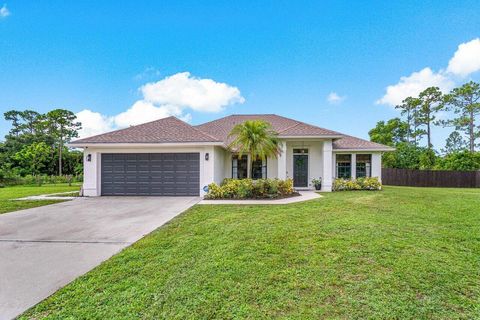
[227,120,281,178]
[417,87,443,149]
[46,109,81,175]
[369,118,408,147]
[441,81,480,152]
[442,131,467,154]
[381,142,434,169]
[13,142,52,177]
[435,150,480,171]
[395,97,423,144]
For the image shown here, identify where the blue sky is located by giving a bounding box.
[1,1,479,148]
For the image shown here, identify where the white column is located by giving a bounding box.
[201,146,215,196]
[277,141,287,180]
[371,153,382,181]
[83,150,100,196]
[322,140,333,192]
[351,153,356,179]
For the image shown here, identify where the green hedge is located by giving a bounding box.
[0,174,83,186]
[333,177,382,191]
[205,178,295,199]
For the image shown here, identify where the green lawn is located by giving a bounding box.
[0,184,81,214]
[21,187,480,319]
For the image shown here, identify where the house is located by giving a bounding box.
[70,114,394,196]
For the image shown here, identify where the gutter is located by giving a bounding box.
[67,141,225,148]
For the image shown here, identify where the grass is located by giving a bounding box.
[0,184,81,214]
[21,186,480,319]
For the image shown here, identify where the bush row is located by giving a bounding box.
[333,177,382,191]
[0,174,83,187]
[205,178,295,199]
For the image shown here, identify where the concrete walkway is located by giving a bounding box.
[0,196,199,320]
[198,191,322,205]
[14,191,79,200]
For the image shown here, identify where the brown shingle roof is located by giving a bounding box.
[71,116,220,144]
[195,114,342,142]
[333,134,394,151]
[71,113,393,151]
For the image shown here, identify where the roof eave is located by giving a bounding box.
[278,135,344,139]
[68,141,224,148]
[333,148,395,152]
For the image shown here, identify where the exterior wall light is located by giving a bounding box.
[205,153,209,161]
[87,154,92,162]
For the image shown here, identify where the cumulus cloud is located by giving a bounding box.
[141,72,245,112]
[446,38,480,77]
[0,4,10,18]
[114,101,182,128]
[76,72,244,138]
[377,68,454,106]
[327,92,346,104]
[76,109,115,138]
[377,38,480,106]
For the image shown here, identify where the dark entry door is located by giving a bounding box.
[101,153,200,196]
[293,154,308,187]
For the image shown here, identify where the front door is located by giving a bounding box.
[293,154,308,187]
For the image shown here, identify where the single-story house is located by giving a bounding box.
[70,114,394,196]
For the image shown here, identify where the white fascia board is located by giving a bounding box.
[333,148,395,152]
[67,142,224,148]
[278,135,343,139]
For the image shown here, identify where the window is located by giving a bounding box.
[336,154,351,179]
[356,154,371,178]
[252,157,267,179]
[293,148,308,154]
[232,155,248,179]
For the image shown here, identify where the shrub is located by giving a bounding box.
[0,173,83,186]
[333,177,381,191]
[205,178,295,199]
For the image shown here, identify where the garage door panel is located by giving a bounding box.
[101,153,200,196]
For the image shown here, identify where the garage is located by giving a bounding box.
[101,153,200,196]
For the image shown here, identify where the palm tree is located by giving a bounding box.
[228,120,282,178]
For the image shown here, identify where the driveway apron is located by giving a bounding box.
[0,196,199,320]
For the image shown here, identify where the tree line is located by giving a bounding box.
[369,81,480,171]
[0,109,82,181]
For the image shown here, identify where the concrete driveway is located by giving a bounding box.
[0,196,199,320]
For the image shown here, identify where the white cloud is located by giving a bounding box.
[141,72,245,112]
[114,101,182,128]
[0,4,10,18]
[378,38,480,107]
[76,109,115,138]
[75,72,244,138]
[446,38,480,77]
[327,92,346,104]
[377,67,454,106]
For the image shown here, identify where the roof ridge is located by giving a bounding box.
[276,121,302,134]
[194,114,234,128]
[188,120,222,141]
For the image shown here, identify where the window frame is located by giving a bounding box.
[251,157,267,179]
[356,154,371,178]
[336,154,352,179]
[232,154,248,179]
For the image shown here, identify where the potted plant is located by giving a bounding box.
[312,177,322,190]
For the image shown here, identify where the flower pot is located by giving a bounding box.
[314,183,321,190]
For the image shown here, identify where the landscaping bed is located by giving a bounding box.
[205,178,295,200]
